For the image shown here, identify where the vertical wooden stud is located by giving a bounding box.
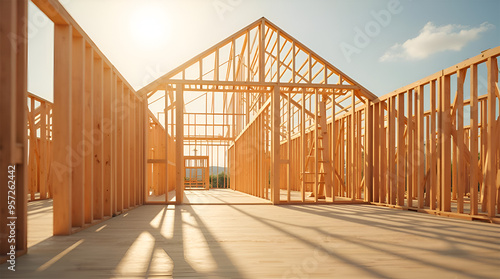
[456,69,465,213]
[53,24,72,235]
[441,74,452,212]
[93,56,103,219]
[176,85,184,204]
[486,57,497,217]
[407,89,413,207]
[470,64,479,215]
[389,96,396,205]
[84,45,93,223]
[271,86,281,204]
[366,99,373,202]
[417,85,425,209]
[71,35,85,227]
[430,80,437,210]
[397,93,405,206]
[102,67,112,216]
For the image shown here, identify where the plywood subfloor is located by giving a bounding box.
[2,202,499,278]
[26,199,53,248]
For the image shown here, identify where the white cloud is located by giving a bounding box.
[380,22,494,62]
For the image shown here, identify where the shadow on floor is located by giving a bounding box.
[1,201,499,278]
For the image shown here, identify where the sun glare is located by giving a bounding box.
[130,6,169,48]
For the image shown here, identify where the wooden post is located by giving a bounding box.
[379,100,386,203]
[165,87,170,203]
[440,74,452,212]
[53,23,73,235]
[486,57,497,217]
[456,69,465,213]
[314,89,318,202]
[301,88,306,202]
[102,67,112,216]
[397,94,405,206]
[430,81,437,210]
[84,45,94,223]
[480,100,487,212]
[351,91,356,201]
[116,81,123,212]
[407,89,413,207]
[373,102,380,202]
[175,85,184,204]
[123,89,130,210]
[287,90,291,202]
[111,73,117,214]
[417,85,424,209]
[389,96,396,205]
[259,19,265,83]
[40,102,47,199]
[357,110,362,200]
[0,0,29,257]
[271,86,281,204]
[71,34,85,227]
[15,0,28,253]
[93,56,103,220]
[130,95,136,206]
[140,100,145,204]
[28,99,35,201]
[332,94,337,201]
[469,64,479,215]
[366,99,373,202]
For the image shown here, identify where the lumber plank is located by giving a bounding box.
[469,64,479,215]
[175,85,184,204]
[441,75,452,212]
[71,35,85,227]
[84,45,94,223]
[93,56,103,220]
[397,93,405,206]
[53,24,72,235]
[486,57,498,217]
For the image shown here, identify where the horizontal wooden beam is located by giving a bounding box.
[164,80,359,91]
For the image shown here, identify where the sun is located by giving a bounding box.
[130,6,169,48]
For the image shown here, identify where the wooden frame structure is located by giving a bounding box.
[1,0,499,264]
[26,93,53,201]
[1,0,29,263]
[141,18,499,217]
[369,47,500,221]
[142,17,377,205]
[32,0,146,237]
[1,1,147,262]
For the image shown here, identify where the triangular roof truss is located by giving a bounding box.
[139,18,376,114]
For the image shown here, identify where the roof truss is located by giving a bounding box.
[138,17,377,102]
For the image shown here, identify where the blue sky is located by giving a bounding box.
[28,0,500,102]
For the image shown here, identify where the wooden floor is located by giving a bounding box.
[2,197,500,278]
[26,199,53,248]
[147,188,272,204]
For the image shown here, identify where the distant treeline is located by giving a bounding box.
[209,172,229,188]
